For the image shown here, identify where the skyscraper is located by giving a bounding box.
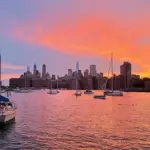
[120,62,131,76]
[120,62,132,88]
[33,64,37,76]
[84,69,89,77]
[90,65,97,76]
[68,69,72,77]
[42,64,46,79]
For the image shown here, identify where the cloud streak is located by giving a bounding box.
[2,63,24,70]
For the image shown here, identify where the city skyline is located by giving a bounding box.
[1,0,150,85]
[12,61,132,79]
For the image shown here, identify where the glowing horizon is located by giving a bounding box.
[1,0,150,84]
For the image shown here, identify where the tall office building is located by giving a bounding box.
[90,65,97,76]
[120,62,132,88]
[33,64,37,76]
[68,69,72,77]
[36,70,41,78]
[42,64,46,79]
[52,75,56,80]
[46,73,50,79]
[100,72,103,77]
[120,62,131,76]
[84,69,89,77]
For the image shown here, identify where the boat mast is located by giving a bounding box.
[25,73,26,88]
[111,53,114,92]
[57,76,58,91]
[50,79,52,91]
[76,61,79,92]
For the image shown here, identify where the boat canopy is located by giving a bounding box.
[0,95,9,102]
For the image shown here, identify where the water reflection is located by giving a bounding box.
[0,119,15,141]
[0,90,150,149]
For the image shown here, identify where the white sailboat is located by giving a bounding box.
[74,61,82,96]
[47,78,57,94]
[13,74,32,93]
[104,53,123,96]
[93,77,106,99]
[0,52,17,124]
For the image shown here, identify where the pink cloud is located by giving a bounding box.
[2,63,24,70]
[3,0,150,77]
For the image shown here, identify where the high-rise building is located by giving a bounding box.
[26,66,32,78]
[120,62,131,76]
[84,69,89,77]
[90,65,97,76]
[35,70,41,78]
[120,62,132,88]
[78,70,83,76]
[68,69,72,77]
[46,73,50,79]
[100,72,103,77]
[52,75,56,80]
[42,64,46,79]
[33,64,37,76]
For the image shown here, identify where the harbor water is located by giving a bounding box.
[0,90,150,149]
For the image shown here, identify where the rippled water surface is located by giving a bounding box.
[0,90,150,149]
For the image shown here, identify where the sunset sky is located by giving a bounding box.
[1,0,150,85]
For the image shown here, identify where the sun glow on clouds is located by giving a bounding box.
[2,74,20,80]
[3,0,150,77]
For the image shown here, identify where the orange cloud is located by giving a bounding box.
[10,5,150,77]
[2,63,24,70]
[1,73,20,80]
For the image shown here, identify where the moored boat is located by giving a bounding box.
[47,90,58,94]
[93,95,106,99]
[103,53,123,97]
[13,88,32,93]
[0,95,17,124]
[84,89,93,94]
[74,91,82,96]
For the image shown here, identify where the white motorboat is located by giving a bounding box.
[84,89,93,94]
[0,52,17,124]
[0,95,17,124]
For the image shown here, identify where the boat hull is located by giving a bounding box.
[93,95,106,99]
[84,92,93,94]
[14,90,32,93]
[104,91,123,96]
[47,91,58,94]
[106,92,123,96]
[74,93,82,96]
[0,110,16,124]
